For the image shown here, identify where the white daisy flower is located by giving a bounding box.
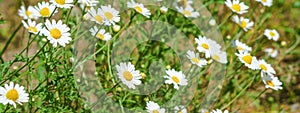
[35,2,58,17]
[258,59,276,74]
[195,36,221,58]
[235,40,252,53]
[116,62,142,89]
[225,0,249,14]
[127,0,151,18]
[235,52,260,70]
[232,15,254,31]
[22,19,42,34]
[42,19,72,47]
[50,0,74,8]
[88,7,105,25]
[164,69,188,90]
[186,50,207,67]
[78,0,99,7]
[264,29,279,41]
[83,13,92,20]
[113,25,121,32]
[256,0,273,7]
[176,0,193,7]
[199,109,209,113]
[0,82,29,108]
[176,5,200,18]
[210,48,228,64]
[101,5,120,26]
[211,109,229,113]
[261,74,283,90]
[18,5,39,20]
[89,26,112,41]
[174,105,187,113]
[160,6,168,13]
[264,48,278,58]
[146,101,165,113]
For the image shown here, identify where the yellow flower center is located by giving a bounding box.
[237,46,243,50]
[50,28,62,39]
[94,15,103,23]
[259,64,268,71]
[213,55,220,61]
[172,76,180,84]
[134,6,143,13]
[262,0,267,2]
[40,7,50,17]
[26,10,32,17]
[269,31,275,37]
[55,0,66,5]
[240,20,247,28]
[28,26,38,33]
[152,110,159,113]
[104,12,114,20]
[178,111,183,113]
[266,81,275,87]
[242,55,252,64]
[96,33,105,40]
[191,58,200,64]
[183,10,191,16]
[232,4,241,12]
[201,43,209,49]
[6,89,19,101]
[123,71,133,81]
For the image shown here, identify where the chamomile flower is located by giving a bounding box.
[174,105,187,113]
[35,2,57,17]
[177,0,193,7]
[22,19,42,34]
[42,19,72,47]
[18,5,38,20]
[116,62,142,89]
[127,0,151,18]
[225,0,249,14]
[264,48,278,58]
[258,59,276,74]
[186,50,207,67]
[211,109,229,113]
[146,101,165,113]
[101,5,120,26]
[256,0,273,7]
[164,69,188,90]
[195,36,221,58]
[177,5,200,18]
[232,15,254,31]
[83,13,92,20]
[210,48,228,64]
[160,6,168,13]
[89,26,112,41]
[264,29,279,41]
[235,52,260,70]
[88,7,105,25]
[78,0,99,7]
[50,0,74,8]
[262,74,283,90]
[235,40,252,53]
[0,82,29,108]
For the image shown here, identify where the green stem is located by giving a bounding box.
[0,42,49,85]
[107,41,115,85]
[0,23,22,61]
[221,74,258,110]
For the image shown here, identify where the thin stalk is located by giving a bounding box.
[0,23,22,61]
[221,74,258,110]
[0,42,49,85]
